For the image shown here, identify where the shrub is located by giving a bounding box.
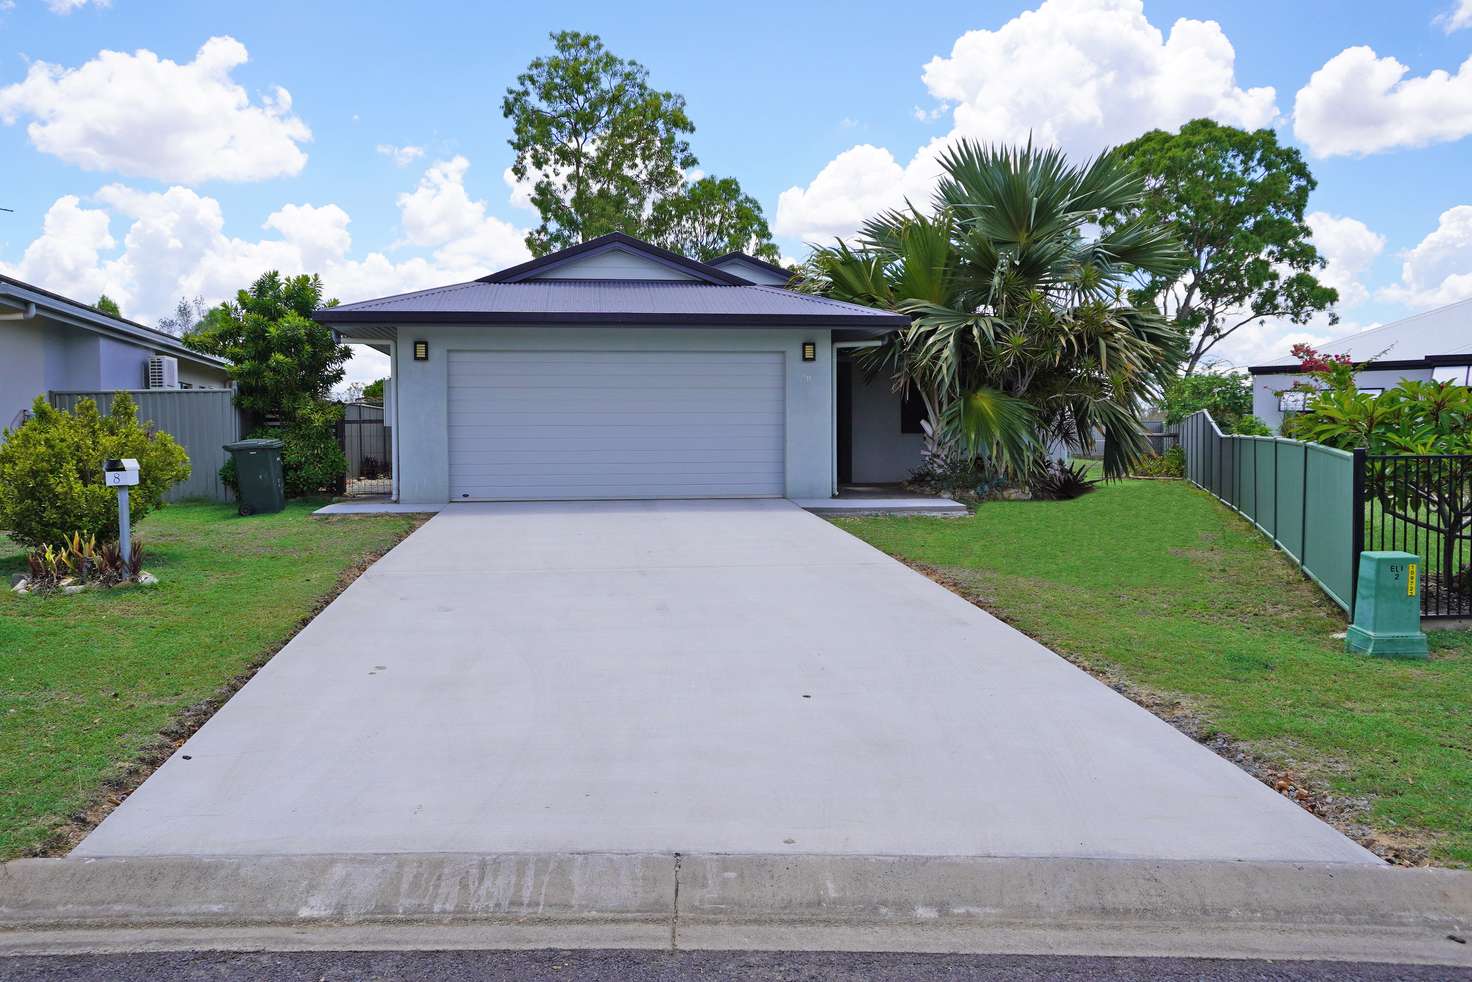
[1029,460,1100,500]
[0,395,190,549]
[277,416,347,496]
[1132,445,1185,478]
[1229,414,1272,436]
[1162,372,1253,428]
[220,412,346,498]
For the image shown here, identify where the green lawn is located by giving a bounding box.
[0,501,422,860]
[835,478,1472,866]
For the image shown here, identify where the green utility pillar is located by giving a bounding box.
[1346,551,1429,659]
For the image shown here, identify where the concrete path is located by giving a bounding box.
[75,500,1376,862]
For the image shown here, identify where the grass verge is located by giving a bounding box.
[0,500,425,859]
[834,477,1472,867]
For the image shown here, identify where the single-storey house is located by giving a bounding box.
[1,274,231,431]
[1248,298,1472,432]
[315,233,921,504]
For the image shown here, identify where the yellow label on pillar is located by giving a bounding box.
[1408,563,1418,597]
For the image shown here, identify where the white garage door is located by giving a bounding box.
[448,350,786,500]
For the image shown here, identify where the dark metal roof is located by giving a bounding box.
[479,232,750,286]
[316,279,908,331]
[0,274,230,369]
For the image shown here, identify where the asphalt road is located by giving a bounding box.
[1,950,1468,981]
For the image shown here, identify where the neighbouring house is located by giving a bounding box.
[1248,298,1472,433]
[314,232,917,504]
[0,274,232,431]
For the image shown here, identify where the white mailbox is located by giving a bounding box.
[103,458,140,487]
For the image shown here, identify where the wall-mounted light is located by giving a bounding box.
[413,340,429,361]
[801,341,817,362]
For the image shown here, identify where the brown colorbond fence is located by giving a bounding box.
[1179,410,1358,614]
[50,389,243,502]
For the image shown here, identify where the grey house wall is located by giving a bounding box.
[1250,366,1435,432]
[3,316,231,431]
[391,325,834,504]
[1,319,47,428]
[847,363,925,483]
[49,389,243,502]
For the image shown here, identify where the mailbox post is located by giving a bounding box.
[103,458,140,566]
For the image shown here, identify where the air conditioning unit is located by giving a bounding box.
[147,355,180,389]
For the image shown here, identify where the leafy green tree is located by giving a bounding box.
[1161,371,1253,427]
[804,141,1185,479]
[502,31,777,260]
[362,378,387,403]
[647,176,780,262]
[94,294,121,318]
[0,394,190,548]
[1111,119,1338,374]
[503,31,696,255]
[184,272,346,422]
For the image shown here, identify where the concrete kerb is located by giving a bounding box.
[1,853,1469,965]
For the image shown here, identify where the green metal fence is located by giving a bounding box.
[1179,410,1358,613]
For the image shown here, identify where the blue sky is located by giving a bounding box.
[2,0,1471,385]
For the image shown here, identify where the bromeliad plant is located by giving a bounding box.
[799,139,1186,482]
[21,532,145,591]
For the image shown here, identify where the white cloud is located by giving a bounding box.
[0,157,529,326]
[776,145,921,244]
[776,0,1276,244]
[376,143,424,167]
[1293,47,1472,157]
[395,156,527,271]
[1380,205,1472,307]
[1436,0,1472,32]
[0,36,311,183]
[1304,211,1385,308]
[1,195,119,302]
[1205,322,1340,371]
[47,0,108,11]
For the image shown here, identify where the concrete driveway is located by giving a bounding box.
[76,500,1376,863]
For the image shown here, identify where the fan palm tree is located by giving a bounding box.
[803,139,1185,478]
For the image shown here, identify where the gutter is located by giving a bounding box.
[0,280,230,370]
[1248,354,1472,376]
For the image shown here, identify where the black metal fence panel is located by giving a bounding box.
[1363,453,1472,619]
[337,401,392,498]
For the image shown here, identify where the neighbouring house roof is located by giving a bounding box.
[0,273,230,371]
[315,233,906,336]
[1249,297,1472,375]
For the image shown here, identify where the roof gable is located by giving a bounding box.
[480,232,749,286]
[708,252,793,286]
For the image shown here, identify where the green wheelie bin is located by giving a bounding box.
[223,438,286,515]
